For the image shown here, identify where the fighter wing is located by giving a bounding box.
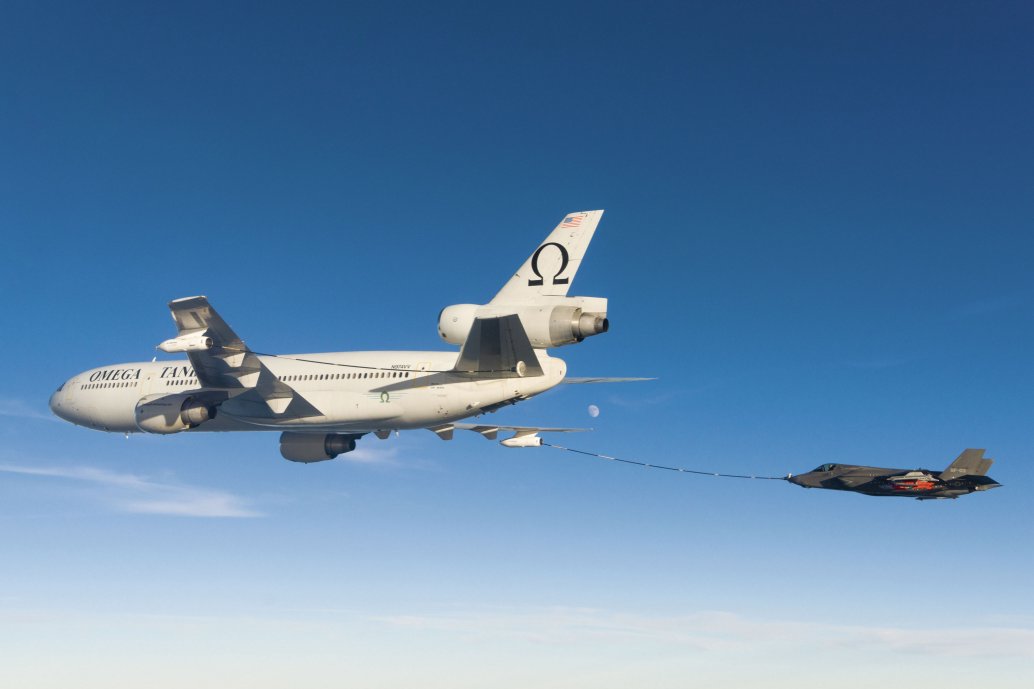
[490,210,603,304]
[159,296,295,414]
[886,471,940,484]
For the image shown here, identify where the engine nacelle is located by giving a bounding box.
[438,304,480,344]
[280,432,359,463]
[438,297,608,349]
[135,394,217,434]
[158,331,214,353]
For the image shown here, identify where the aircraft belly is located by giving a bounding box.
[185,414,262,432]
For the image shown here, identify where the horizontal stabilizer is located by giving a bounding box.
[453,422,589,440]
[453,315,544,378]
[563,377,656,384]
[942,448,994,479]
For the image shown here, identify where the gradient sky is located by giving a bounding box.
[2,2,1032,687]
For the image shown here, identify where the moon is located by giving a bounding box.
[587,404,600,418]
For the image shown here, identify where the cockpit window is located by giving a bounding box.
[815,463,837,472]
[55,383,64,392]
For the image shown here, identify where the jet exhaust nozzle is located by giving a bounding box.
[577,313,608,339]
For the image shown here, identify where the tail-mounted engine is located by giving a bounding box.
[280,432,361,463]
[135,393,219,434]
[438,297,608,349]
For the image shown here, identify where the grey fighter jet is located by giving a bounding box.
[788,449,1001,500]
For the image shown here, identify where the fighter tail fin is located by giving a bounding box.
[942,449,994,479]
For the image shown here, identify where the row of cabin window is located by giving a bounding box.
[278,371,411,382]
[81,373,407,389]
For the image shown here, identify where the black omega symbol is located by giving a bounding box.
[527,242,570,287]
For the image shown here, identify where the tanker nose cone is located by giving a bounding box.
[49,384,71,422]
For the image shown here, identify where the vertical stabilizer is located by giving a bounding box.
[491,210,603,304]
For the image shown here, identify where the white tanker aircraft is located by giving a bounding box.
[50,211,633,462]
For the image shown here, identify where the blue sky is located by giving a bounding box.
[1,2,1032,687]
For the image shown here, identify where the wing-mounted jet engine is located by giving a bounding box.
[438,210,609,349]
[438,298,608,349]
[135,393,222,434]
[279,432,363,463]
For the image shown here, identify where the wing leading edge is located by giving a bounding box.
[161,296,295,414]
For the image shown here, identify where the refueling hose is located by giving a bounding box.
[541,442,790,481]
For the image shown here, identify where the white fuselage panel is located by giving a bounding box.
[50,350,567,434]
